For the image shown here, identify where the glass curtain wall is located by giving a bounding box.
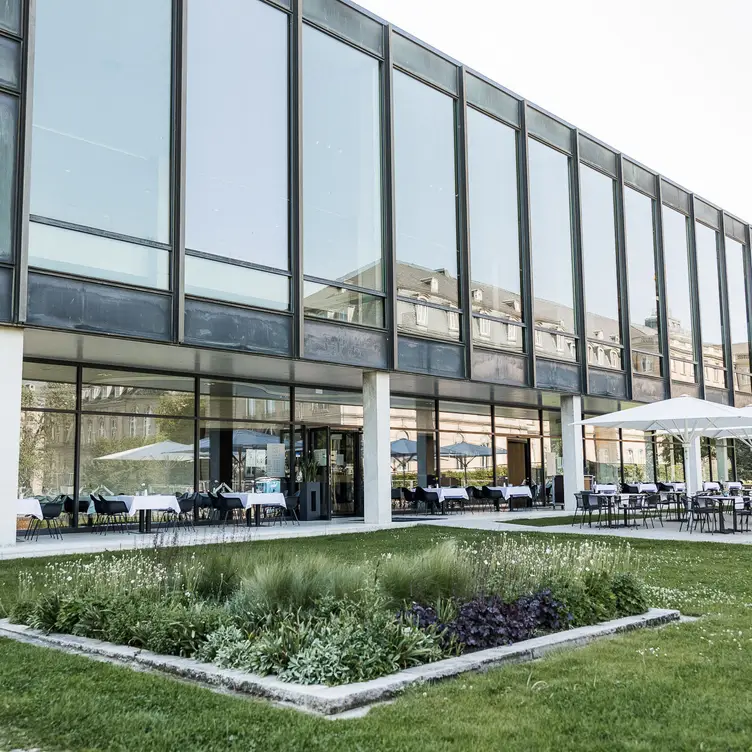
[621,429,655,483]
[655,435,685,482]
[662,205,696,383]
[542,411,563,504]
[185,0,290,310]
[390,397,437,490]
[695,222,726,389]
[495,408,543,498]
[624,186,661,376]
[528,138,576,361]
[466,106,523,351]
[584,426,621,485]
[393,70,460,341]
[724,236,751,393]
[580,164,621,369]
[0,7,19,268]
[302,25,384,327]
[701,438,735,483]
[29,0,172,288]
[439,402,493,487]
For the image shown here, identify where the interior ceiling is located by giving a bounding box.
[23,326,626,413]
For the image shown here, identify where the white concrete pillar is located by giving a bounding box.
[684,437,702,496]
[561,394,584,512]
[0,327,23,547]
[362,370,391,525]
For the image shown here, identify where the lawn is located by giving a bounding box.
[1,526,752,751]
[504,514,577,527]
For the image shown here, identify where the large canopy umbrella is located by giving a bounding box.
[679,405,752,448]
[390,438,417,485]
[577,396,750,495]
[96,440,193,462]
[440,441,493,486]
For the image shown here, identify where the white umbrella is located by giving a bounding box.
[577,396,750,495]
[96,440,193,462]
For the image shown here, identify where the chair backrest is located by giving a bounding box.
[391,488,402,501]
[103,498,129,515]
[401,487,415,502]
[465,486,478,499]
[622,483,639,494]
[414,487,426,501]
[91,494,106,515]
[41,502,63,519]
[285,492,300,511]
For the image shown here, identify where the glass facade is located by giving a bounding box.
[580,164,621,369]
[0,91,17,260]
[724,236,750,393]
[695,222,726,389]
[624,186,661,375]
[662,205,696,383]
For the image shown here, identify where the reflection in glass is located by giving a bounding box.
[442,431,493,487]
[585,436,620,485]
[0,92,17,259]
[621,430,655,483]
[304,282,384,328]
[580,165,621,368]
[0,35,20,88]
[22,362,76,410]
[390,397,436,430]
[439,402,491,434]
[466,107,521,318]
[662,206,695,382]
[695,222,726,389]
[200,380,290,422]
[389,428,437,489]
[303,26,382,290]
[0,0,21,34]
[534,328,577,362]
[31,0,171,241]
[736,441,752,483]
[656,436,684,482]
[725,237,750,393]
[28,222,170,289]
[624,187,660,370]
[701,437,734,483]
[185,0,288,269]
[18,412,75,499]
[185,256,289,311]
[528,139,575,339]
[397,300,461,341]
[393,71,459,307]
[295,388,363,427]
[472,317,523,351]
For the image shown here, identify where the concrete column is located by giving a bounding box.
[363,370,391,525]
[561,394,584,512]
[716,440,729,482]
[0,327,23,547]
[684,436,702,496]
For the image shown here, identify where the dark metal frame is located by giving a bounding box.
[687,196,705,395]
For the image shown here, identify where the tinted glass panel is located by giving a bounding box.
[397,300,460,341]
[0,0,21,34]
[725,236,749,392]
[662,205,695,380]
[0,92,17,259]
[467,107,522,320]
[185,256,289,311]
[201,380,290,423]
[472,317,523,351]
[82,369,195,415]
[303,26,382,290]
[393,71,458,307]
[390,396,436,430]
[528,138,575,336]
[18,412,75,501]
[186,0,288,269]
[295,388,363,427]
[0,35,20,88]
[580,165,620,361]
[303,281,384,327]
[22,362,77,411]
[695,222,725,387]
[624,187,660,362]
[31,0,171,242]
[28,222,170,289]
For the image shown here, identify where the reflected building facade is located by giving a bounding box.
[1,0,752,543]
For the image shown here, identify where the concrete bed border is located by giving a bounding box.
[0,609,679,716]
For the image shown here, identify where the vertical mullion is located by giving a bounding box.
[171,0,187,343]
[457,67,472,379]
[290,384,296,491]
[518,103,535,386]
[490,405,496,486]
[718,214,734,403]
[434,398,440,485]
[15,0,36,323]
[618,428,625,486]
[382,25,398,369]
[688,196,706,397]
[571,130,587,393]
[290,0,304,357]
[654,180,671,398]
[615,155,633,398]
[72,364,82,528]
[744,224,752,396]
[193,376,200,492]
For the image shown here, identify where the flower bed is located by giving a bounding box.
[8,536,648,687]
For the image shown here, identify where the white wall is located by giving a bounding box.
[362,370,391,525]
[561,394,584,512]
[0,327,23,547]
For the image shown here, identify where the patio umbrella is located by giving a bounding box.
[577,396,750,495]
[96,440,194,462]
[440,441,493,486]
[391,438,417,485]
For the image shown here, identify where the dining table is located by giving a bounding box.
[231,491,287,527]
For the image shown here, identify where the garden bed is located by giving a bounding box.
[5,535,654,696]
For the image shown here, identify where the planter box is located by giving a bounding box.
[299,482,323,521]
[0,609,679,716]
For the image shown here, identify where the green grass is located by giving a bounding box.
[503,514,577,527]
[2,526,752,751]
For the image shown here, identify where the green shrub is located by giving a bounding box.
[8,598,35,626]
[377,541,475,608]
[27,593,62,633]
[611,572,648,617]
[192,554,240,602]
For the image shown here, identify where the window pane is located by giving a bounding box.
[495,407,541,436]
[19,412,75,500]
[585,436,621,485]
[580,165,620,357]
[31,0,172,242]
[624,187,661,364]
[201,380,290,422]
[295,388,363,426]
[28,222,170,289]
[22,362,76,410]
[695,222,725,387]
[0,35,20,88]
[303,26,382,290]
[185,256,289,311]
[472,316,523,351]
[303,282,384,327]
[390,396,436,430]
[394,71,459,307]
[534,329,577,362]
[82,369,195,416]
[390,428,437,488]
[397,300,461,341]
[725,236,750,393]
[439,402,491,432]
[622,431,654,483]
[467,107,521,319]
[529,138,575,336]
[662,206,695,380]
[0,0,21,34]
[656,436,684,482]
[185,0,288,270]
[0,92,17,260]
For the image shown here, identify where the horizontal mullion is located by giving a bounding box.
[303,275,386,297]
[30,215,171,251]
[472,311,525,326]
[27,267,173,298]
[586,338,623,350]
[186,248,292,277]
[303,314,386,333]
[466,101,520,132]
[81,410,196,420]
[534,326,577,339]
[184,293,292,317]
[301,19,384,61]
[397,296,460,314]
[391,64,458,99]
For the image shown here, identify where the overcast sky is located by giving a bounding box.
[360,0,752,223]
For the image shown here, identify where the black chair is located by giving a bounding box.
[641,493,663,528]
[465,486,480,513]
[622,483,640,494]
[91,494,130,534]
[415,486,441,514]
[680,495,716,534]
[401,487,417,513]
[172,492,196,530]
[215,492,244,525]
[28,501,64,541]
[481,485,503,512]
[573,492,601,528]
[391,487,403,512]
[62,495,89,520]
[284,491,301,525]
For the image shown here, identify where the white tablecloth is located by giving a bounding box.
[87,495,181,516]
[233,492,287,510]
[16,498,43,520]
[662,482,685,492]
[593,484,618,494]
[420,488,469,501]
[638,483,658,493]
[487,486,532,501]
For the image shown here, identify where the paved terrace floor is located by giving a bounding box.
[3,508,752,560]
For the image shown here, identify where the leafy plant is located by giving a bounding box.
[611,572,648,616]
[299,454,320,483]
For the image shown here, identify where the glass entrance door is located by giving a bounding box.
[330,430,363,517]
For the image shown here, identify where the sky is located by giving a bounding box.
[358,0,752,223]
